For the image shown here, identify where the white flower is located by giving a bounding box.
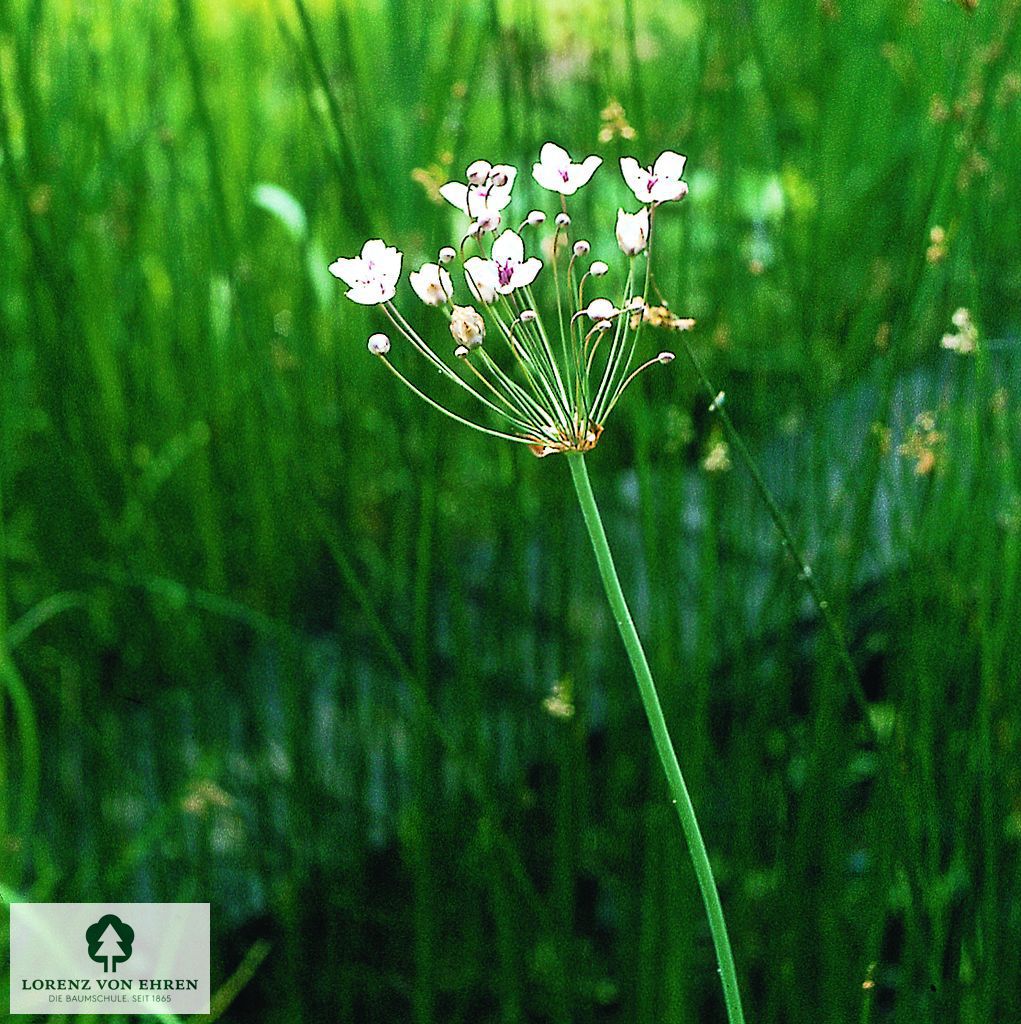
[532,142,602,195]
[465,232,541,299]
[409,262,454,306]
[620,151,689,204]
[464,257,500,304]
[616,208,650,256]
[942,307,978,354]
[489,229,543,294]
[367,333,391,355]
[329,238,403,305]
[439,163,517,219]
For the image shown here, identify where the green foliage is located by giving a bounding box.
[1,0,1020,1021]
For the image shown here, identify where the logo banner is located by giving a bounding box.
[9,903,210,1015]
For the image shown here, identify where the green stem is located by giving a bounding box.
[567,452,746,1024]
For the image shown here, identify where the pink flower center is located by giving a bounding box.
[496,260,514,288]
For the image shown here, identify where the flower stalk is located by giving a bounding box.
[567,451,747,1024]
[328,140,748,1015]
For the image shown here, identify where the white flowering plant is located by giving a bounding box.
[329,142,749,1024]
[329,141,693,457]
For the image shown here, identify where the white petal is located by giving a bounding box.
[574,154,602,187]
[649,179,689,203]
[328,256,363,286]
[410,267,443,305]
[539,141,571,169]
[533,161,569,192]
[491,229,524,267]
[438,266,453,299]
[346,281,394,305]
[464,257,497,303]
[511,257,542,289]
[377,246,403,282]
[487,189,514,213]
[619,157,650,200]
[466,187,488,218]
[360,238,389,263]
[653,150,687,180]
[439,181,470,214]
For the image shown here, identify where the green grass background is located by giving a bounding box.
[1,0,1021,1020]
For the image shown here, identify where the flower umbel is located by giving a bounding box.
[330,142,691,455]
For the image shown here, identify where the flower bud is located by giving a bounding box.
[450,304,486,350]
[466,159,491,185]
[584,298,618,322]
[472,211,500,234]
[589,260,608,277]
[616,207,650,256]
[438,246,456,265]
[555,212,571,228]
[573,240,590,257]
[367,333,391,356]
[527,210,546,226]
[454,344,470,359]
[519,309,537,322]
[657,351,675,364]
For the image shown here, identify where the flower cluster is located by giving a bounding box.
[941,307,978,354]
[329,141,692,455]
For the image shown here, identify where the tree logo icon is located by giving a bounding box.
[85,914,135,973]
